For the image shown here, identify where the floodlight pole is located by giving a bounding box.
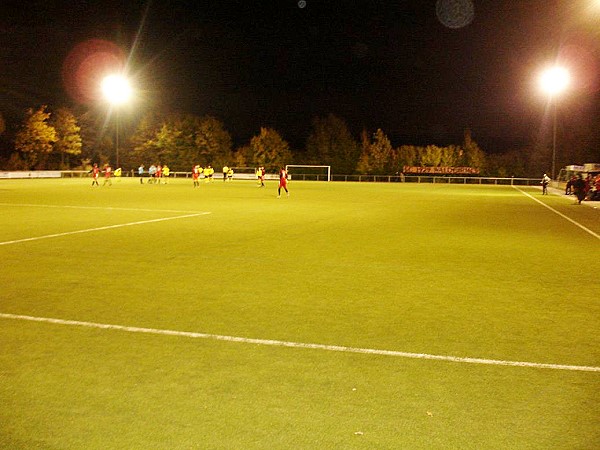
[551,100,556,180]
[101,74,131,169]
[115,109,120,168]
[539,66,569,181]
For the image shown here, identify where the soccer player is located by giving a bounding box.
[114,167,122,182]
[223,165,229,182]
[192,165,200,187]
[256,166,264,187]
[91,163,100,186]
[156,165,163,184]
[138,164,145,184]
[148,164,157,184]
[277,167,289,198]
[162,164,170,184]
[227,167,234,182]
[102,164,112,186]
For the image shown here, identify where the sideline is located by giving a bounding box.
[1,313,598,373]
[512,186,599,240]
[0,213,209,246]
[0,202,206,214]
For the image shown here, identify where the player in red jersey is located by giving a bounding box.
[103,164,113,186]
[91,163,100,186]
[156,164,162,184]
[277,167,289,198]
[192,165,200,187]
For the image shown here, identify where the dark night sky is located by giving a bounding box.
[1,0,599,153]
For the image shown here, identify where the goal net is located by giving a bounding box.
[285,165,331,181]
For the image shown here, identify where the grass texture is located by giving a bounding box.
[0,177,599,449]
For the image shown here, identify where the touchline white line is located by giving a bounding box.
[0,202,206,214]
[513,186,600,240]
[1,313,598,373]
[0,213,209,246]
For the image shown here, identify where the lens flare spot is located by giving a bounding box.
[557,43,600,94]
[62,39,126,104]
[436,0,475,29]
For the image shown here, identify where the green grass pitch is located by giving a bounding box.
[0,177,598,449]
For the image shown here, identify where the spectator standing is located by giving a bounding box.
[565,175,575,195]
[572,175,586,204]
[541,173,550,195]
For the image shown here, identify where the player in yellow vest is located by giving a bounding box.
[256,167,265,187]
[162,164,170,184]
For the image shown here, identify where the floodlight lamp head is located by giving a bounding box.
[101,74,132,105]
[539,66,570,97]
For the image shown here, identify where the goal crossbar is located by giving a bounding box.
[285,165,331,181]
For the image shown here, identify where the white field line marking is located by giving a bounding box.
[0,202,205,214]
[0,213,209,246]
[513,186,600,240]
[1,313,598,373]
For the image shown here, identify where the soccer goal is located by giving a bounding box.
[285,165,331,181]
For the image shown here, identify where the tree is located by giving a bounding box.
[396,145,419,168]
[5,153,29,170]
[440,145,459,167]
[195,116,233,168]
[418,145,443,167]
[462,129,486,171]
[357,128,393,174]
[147,114,201,170]
[158,116,197,169]
[14,106,57,169]
[485,148,528,177]
[75,110,113,167]
[128,112,165,168]
[232,145,250,167]
[526,140,552,177]
[127,113,234,171]
[51,107,82,168]
[248,127,292,168]
[306,114,360,174]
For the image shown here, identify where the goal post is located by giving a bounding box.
[285,165,331,181]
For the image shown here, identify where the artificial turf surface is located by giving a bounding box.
[1,177,598,449]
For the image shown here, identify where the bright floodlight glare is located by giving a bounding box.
[539,67,570,96]
[101,74,132,105]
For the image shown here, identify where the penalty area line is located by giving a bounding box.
[512,186,600,240]
[0,313,598,373]
[0,212,210,246]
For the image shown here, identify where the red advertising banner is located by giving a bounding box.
[402,166,480,175]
